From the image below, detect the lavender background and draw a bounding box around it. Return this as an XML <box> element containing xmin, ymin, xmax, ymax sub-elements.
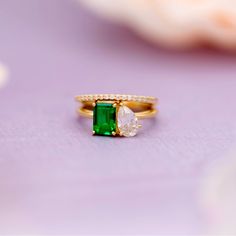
<box><xmin>0</xmin><ymin>0</ymin><xmax>236</xmax><ymax>234</ymax></box>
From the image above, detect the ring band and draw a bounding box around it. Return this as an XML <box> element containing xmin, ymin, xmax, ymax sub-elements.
<box><xmin>75</xmin><ymin>94</ymin><xmax>158</xmax><ymax>137</ymax></box>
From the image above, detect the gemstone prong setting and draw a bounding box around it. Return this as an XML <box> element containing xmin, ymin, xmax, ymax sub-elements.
<box><xmin>93</xmin><ymin>101</ymin><xmax>117</xmax><ymax>136</ymax></box>
<box><xmin>117</xmin><ymin>105</ymin><xmax>139</xmax><ymax>137</ymax></box>
<box><xmin>76</xmin><ymin>94</ymin><xmax>158</xmax><ymax>137</ymax></box>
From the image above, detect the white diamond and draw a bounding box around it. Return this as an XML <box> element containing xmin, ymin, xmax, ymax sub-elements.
<box><xmin>118</xmin><ymin>105</ymin><xmax>139</xmax><ymax>137</ymax></box>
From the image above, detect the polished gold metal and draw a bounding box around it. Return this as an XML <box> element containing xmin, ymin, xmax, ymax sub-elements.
<box><xmin>75</xmin><ymin>94</ymin><xmax>158</xmax><ymax>119</ymax></box>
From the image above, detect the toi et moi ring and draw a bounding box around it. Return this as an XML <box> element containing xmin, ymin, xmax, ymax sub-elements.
<box><xmin>75</xmin><ymin>94</ymin><xmax>158</xmax><ymax>137</ymax></box>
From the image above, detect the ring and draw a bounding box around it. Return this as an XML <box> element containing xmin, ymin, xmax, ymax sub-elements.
<box><xmin>75</xmin><ymin>94</ymin><xmax>158</xmax><ymax>137</ymax></box>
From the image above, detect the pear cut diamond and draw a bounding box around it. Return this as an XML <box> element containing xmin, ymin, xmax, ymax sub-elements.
<box><xmin>118</xmin><ymin>105</ymin><xmax>139</xmax><ymax>137</ymax></box>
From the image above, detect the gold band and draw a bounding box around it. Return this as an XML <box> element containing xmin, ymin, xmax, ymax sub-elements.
<box><xmin>75</xmin><ymin>94</ymin><xmax>158</xmax><ymax>119</ymax></box>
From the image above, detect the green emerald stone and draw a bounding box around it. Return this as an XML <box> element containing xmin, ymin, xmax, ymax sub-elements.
<box><xmin>93</xmin><ymin>103</ymin><xmax>116</xmax><ymax>136</ymax></box>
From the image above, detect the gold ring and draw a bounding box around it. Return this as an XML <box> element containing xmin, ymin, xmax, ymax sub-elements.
<box><xmin>75</xmin><ymin>94</ymin><xmax>158</xmax><ymax>137</ymax></box>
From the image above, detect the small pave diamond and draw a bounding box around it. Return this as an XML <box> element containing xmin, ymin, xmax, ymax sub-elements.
<box><xmin>118</xmin><ymin>105</ymin><xmax>139</xmax><ymax>137</ymax></box>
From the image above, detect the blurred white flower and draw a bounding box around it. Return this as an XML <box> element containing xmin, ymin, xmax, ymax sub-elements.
<box><xmin>78</xmin><ymin>0</ymin><xmax>236</xmax><ymax>49</ymax></box>
<box><xmin>201</xmin><ymin>150</ymin><xmax>236</xmax><ymax>234</ymax></box>
<box><xmin>0</xmin><ymin>63</ymin><xmax>9</xmax><ymax>89</ymax></box>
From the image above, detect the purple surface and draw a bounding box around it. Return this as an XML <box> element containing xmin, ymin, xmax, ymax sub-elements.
<box><xmin>0</xmin><ymin>0</ymin><xmax>236</xmax><ymax>234</ymax></box>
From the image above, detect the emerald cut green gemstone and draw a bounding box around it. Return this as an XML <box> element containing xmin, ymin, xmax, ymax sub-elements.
<box><xmin>93</xmin><ymin>103</ymin><xmax>116</xmax><ymax>136</ymax></box>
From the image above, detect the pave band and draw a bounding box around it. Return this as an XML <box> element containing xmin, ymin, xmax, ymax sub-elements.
<box><xmin>75</xmin><ymin>94</ymin><xmax>157</xmax><ymax>104</ymax></box>
<box><xmin>75</xmin><ymin>94</ymin><xmax>158</xmax><ymax>137</ymax></box>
